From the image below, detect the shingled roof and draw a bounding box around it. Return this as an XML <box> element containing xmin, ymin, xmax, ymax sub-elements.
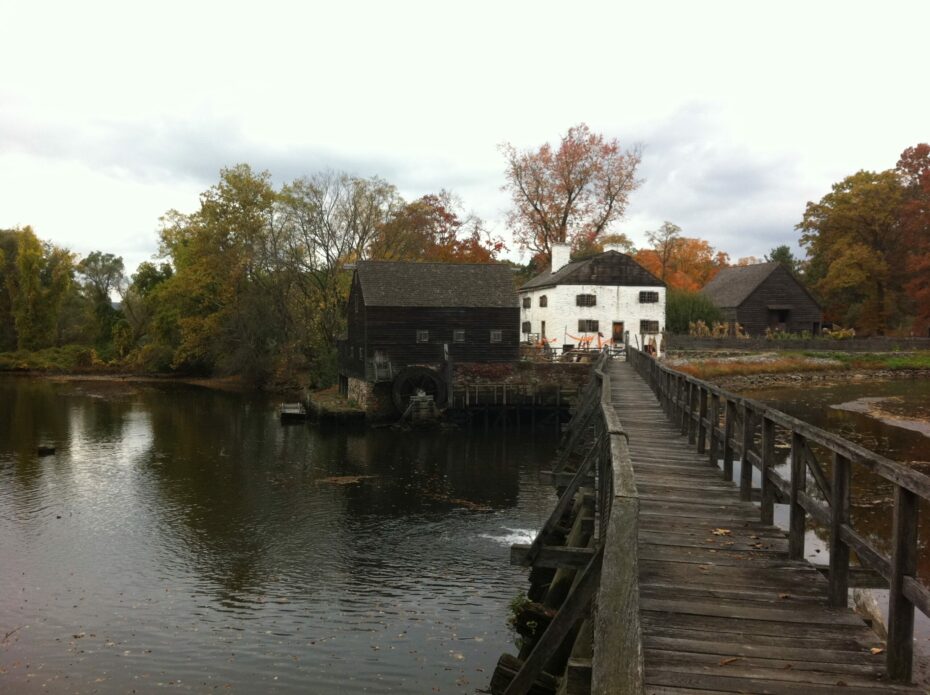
<box><xmin>701</xmin><ymin>262</ymin><xmax>780</xmax><ymax>308</ymax></box>
<box><xmin>355</xmin><ymin>261</ymin><xmax>518</xmax><ymax>308</ymax></box>
<box><xmin>520</xmin><ymin>250</ymin><xmax>664</xmax><ymax>291</ymax></box>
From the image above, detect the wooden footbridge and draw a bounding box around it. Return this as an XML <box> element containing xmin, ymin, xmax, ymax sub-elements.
<box><xmin>493</xmin><ymin>349</ymin><xmax>930</xmax><ymax>694</ymax></box>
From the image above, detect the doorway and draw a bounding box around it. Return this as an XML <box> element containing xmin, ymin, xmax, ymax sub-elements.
<box><xmin>612</xmin><ymin>321</ymin><xmax>624</xmax><ymax>344</ymax></box>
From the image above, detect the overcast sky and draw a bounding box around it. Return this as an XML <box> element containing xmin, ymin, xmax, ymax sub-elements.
<box><xmin>2</xmin><ymin>0</ymin><xmax>927</xmax><ymax>275</ymax></box>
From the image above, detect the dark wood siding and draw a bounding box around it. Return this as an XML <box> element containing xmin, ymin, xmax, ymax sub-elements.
<box><xmin>342</xmin><ymin>273</ymin><xmax>368</xmax><ymax>378</ymax></box>
<box><xmin>364</xmin><ymin>306</ymin><xmax>518</xmax><ymax>366</ymax></box>
<box><xmin>736</xmin><ymin>265</ymin><xmax>823</xmax><ymax>336</ymax></box>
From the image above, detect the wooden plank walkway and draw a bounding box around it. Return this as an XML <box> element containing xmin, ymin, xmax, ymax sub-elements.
<box><xmin>609</xmin><ymin>360</ymin><xmax>922</xmax><ymax>695</ymax></box>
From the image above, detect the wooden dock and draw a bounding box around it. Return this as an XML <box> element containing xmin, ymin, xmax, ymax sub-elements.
<box><xmin>493</xmin><ymin>349</ymin><xmax>929</xmax><ymax>695</ymax></box>
<box><xmin>610</xmin><ymin>358</ymin><xmax>919</xmax><ymax>694</ymax></box>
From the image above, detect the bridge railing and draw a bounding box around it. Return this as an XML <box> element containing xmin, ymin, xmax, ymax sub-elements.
<box><xmin>500</xmin><ymin>351</ymin><xmax>644</xmax><ymax>695</ymax></box>
<box><xmin>628</xmin><ymin>346</ymin><xmax>930</xmax><ymax>683</ymax></box>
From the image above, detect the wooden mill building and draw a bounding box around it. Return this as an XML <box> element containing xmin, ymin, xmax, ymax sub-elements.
<box><xmin>338</xmin><ymin>261</ymin><xmax>519</xmax><ymax>411</ymax></box>
<box><xmin>701</xmin><ymin>261</ymin><xmax>823</xmax><ymax>335</ymax></box>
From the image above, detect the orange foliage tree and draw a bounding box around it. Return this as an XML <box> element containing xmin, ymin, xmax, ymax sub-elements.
<box><xmin>634</xmin><ymin>226</ymin><xmax>729</xmax><ymax>291</ymax></box>
<box><xmin>501</xmin><ymin>123</ymin><xmax>641</xmax><ymax>261</ymax></box>
<box><xmin>367</xmin><ymin>191</ymin><xmax>506</xmax><ymax>263</ymax></box>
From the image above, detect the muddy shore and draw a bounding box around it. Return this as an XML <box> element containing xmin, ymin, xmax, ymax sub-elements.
<box><xmin>710</xmin><ymin>368</ymin><xmax>930</xmax><ymax>393</ymax></box>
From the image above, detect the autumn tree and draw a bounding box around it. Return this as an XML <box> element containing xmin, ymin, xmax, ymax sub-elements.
<box><xmin>798</xmin><ymin>170</ymin><xmax>907</xmax><ymax>334</ymax></box>
<box><xmin>634</xmin><ymin>225</ymin><xmax>729</xmax><ymax>291</ymax></box>
<box><xmin>896</xmin><ymin>144</ymin><xmax>930</xmax><ymax>332</ymax></box>
<box><xmin>367</xmin><ymin>191</ymin><xmax>505</xmax><ymax>263</ymax></box>
<box><xmin>501</xmin><ymin>123</ymin><xmax>641</xmax><ymax>261</ymax></box>
<box><xmin>572</xmin><ymin>231</ymin><xmax>635</xmax><ymax>260</ymax></box>
<box><xmin>278</xmin><ymin>172</ymin><xmax>402</xmax><ymax>368</ymax></box>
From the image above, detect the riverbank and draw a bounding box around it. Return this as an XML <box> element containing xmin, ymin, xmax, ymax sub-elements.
<box><xmin>666</xmin><ymin>349</ymin><xmax>930</xmax><ymax>391</ymax></box>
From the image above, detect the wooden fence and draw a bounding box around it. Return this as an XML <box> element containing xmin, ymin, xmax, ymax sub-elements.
<box><xmin>628</xmin><ymin>347</ymin><xmax>930</xmax><ymax>683</ymax></box>
<box><xmin>494</xmin><ymin>352</ymin><xmax>644</xmax><ymax>694</ymax></box>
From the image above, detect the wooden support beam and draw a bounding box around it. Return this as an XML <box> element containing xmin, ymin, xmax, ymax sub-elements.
<box><xmin>887</xmin><ymin>484</ymin><xmax>918</xmax><ymax>682</ymax></box>
<box><xmin>760</xmin><ymin>416</ymin><xmax>776</xmax><ymax>525</ymax></box>
<box><xmin>511</xmin><ymin>544</ymin><xmax>596</xmax><ymax>570</ymax></box>
<box><xmin>740</xmin><ymin>403</ymin><xmax>754</xmax><ymax>501</ymax></box>
<box><xmin>697</xmin><ymin>388</ymin><xmax>708</xmax><ymax>455</ymax></box>
<box><xmin>723</xmin><ymin>399</ymin><xmax>735</xmax><ymax>482</ymax></box>
<box><xmin>828</xmin><ymin>452</ymin><xmax>851</xmax><ymax>607</ymax></box>
<box><xmin>788</xmin><ymin>430</ymin><xmax>806</xmax><ymax>560</ymax></box>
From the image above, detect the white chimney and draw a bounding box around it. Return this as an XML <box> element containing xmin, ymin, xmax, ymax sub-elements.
<box><xmin>551</xmin><ymin>242</ymin><xmax>571</xmax><ymax>272</ymax></box>
<box><xmin>603</xmin><ymin>243</ymin><xmax>626</xmax><ymax>254</ymax></box>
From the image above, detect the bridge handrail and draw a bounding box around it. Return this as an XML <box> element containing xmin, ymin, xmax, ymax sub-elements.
<box><xmin>591</xmin><ymin>356</ymin><xmax>644</xmax><ymax>693</ymax></box>
<box><xmin>627</xmin><ymin>346</ymin><xmax>930</xmax><ymax>683</ymax></box>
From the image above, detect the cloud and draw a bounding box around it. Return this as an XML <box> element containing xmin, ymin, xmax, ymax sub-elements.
<box><xmin>622</xmin><ymin>104</ymin><xmax>810</xmax><ymax>259</ymax></box>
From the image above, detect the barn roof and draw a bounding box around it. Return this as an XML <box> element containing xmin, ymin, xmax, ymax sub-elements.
<box><xmin>520</xmin><ymin>250</ymin><xmax>664</xmax><ymax>291</ymax></box>
<box><xmin>701</xmin><ymin>262</ymin><xmax>781</xmax><ymax>308</ymax></box>
<box><xmin>355</xmin><ymin>261</ymin><xmax>518</xmax><ymax>308</ymax></box>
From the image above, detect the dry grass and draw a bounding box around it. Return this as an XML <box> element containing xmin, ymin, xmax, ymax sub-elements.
<box><xmin>676</xmin><ymin>357</ymin><xmax>843</xmax><ymax>380</ymax></box>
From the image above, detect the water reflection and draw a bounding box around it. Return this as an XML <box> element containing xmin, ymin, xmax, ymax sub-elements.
<box><xmin>0</xmin><ymin>377</ymin><xmax>555</xmax><ymax>693</ymax></box>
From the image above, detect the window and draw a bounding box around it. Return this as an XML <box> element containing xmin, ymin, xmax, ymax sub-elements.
<box><xmin>416</xmin><ymin>329</ymin><xmax>429</xmax><ymax>343</ymax></box>
<box><xmin>578</xmin><ymin>319</ymin><xmax>599</xmax><ymax>332</ymax></box>
<box><xmin>490</xmin><ymin>330</ymin><xmax>502</xmax><ymax>343</ymax></box>
<box><xmin>576</xmin><ymin>294</ymin><xmax>596</xmax><ymax>307</ymax></box>
<box><xmin>640</xmin><ymin>320</ymin><xmax>659</xmax><ymax>333</ymax></box>
<box><xmin>453</xmin><ymin>329</ymin><xmax>465</xmax><ymax>343</ymax></box>
<box><xmin>539</xmin><ymin>295</ymin><xmax>548</xmax><ymax>308</ymax></box>
<box><xmin>522</xmin><ymin>296</ymin><xmax>531</xmax><ymax>309</ymax></box>
<box><xmin>522</xmin><ymin>321</ymin><xmax>531</xmax><ymax>334</ymax></box>
<box><xmin>639</xmin><ymin>291</ymin><xmax>659</xmax><ymax>303</ymax></box>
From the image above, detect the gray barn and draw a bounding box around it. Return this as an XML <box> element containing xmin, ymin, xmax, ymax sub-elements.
<box><xmin>701</xmin><ymin>262</ymin><xmax>823</xmax><ymax>336</ymax></box>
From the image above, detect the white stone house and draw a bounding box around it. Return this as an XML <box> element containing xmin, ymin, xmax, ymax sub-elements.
<box><xmin>519</xmin><ymin>242</ymin><xmax>667</xmax><ymax>355</ymax></box>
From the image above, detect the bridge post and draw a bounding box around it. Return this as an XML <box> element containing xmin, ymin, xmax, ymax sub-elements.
<box><xmin>697</xmin><ymin>388</ymin><xmax>708</xmax><ymax>454</ymax></box>
<box><xmin>723</xmin><ymin>399</ymin><xmax>735</xmax><ymax>482</ymax></box>
<box><xmin>686</xmin><ymin>384</ymin><xmax>697</xmax><ymax>444</ymax></box>
<box><xmin>760</xmin><ymin>416</ymin><xmax>776</xmax><ymax>525</ymax></box>
<box><xmin>828</xmin><ymin>453</ymin><xmax>851</xmax><ymax>607</ymax></box>
<box><xmin>739</xmin><ymin>404</ymin><xmax>754</xmax><ymax>501</ymax></box>
<box><xmin>887</xmin><ymin>484</ymin><xmax>918</xmax><ymax>682</ymax></box>
<box><xmin>678</xmin><ymin>378</ymin><xmax>689</xmax><ymax>435</ymax></box>
<box><xmin>788</xmin><ymin>431</ymin><xmax>807</xmax><ymax>560</ymax></box>
<box><xmin>708</xmin><ymin>393</ymin><xmax>720</xmax><ymax>467</ymax></box>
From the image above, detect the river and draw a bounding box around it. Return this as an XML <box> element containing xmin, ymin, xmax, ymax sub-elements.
<box><xmin>0</xmin><ymin>377</ymin><xmax>557</xmax><ymax>693</ymax></box>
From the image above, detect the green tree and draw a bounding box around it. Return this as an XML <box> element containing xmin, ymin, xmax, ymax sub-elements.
<box><xmin>3</xmin><ymin>227</ymin><xmax>74</xmax><ymax>350</ymax></box>
<box><xmin>764</xmin><ymin>245</ymin><xmax>801</xmax><ymax>276</ymax></box>
<box><xmin>666</xmin><ymin>288</ymin><xmax>722</xmax><ymax>334</ymax></box>
<box><xmin>77</xmin><ymin>250</ymin><xmax>125</xmax><ymax>347</ymax></box>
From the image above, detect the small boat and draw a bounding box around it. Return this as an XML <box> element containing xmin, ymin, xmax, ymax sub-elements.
<box><xmin>279</xmin><ymin>402</ymin><xmax>309</xmax><ymax>423</ymax></box>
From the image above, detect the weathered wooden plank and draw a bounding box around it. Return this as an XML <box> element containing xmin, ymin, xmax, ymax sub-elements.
<box><xmin>592</xmin><ymin>496</ymin><xmax>643</xmax><ymax>694</ymax></box>
<box><xmin>511</xmin><ymin>544</ymin><xmax>595</xmax><ymax>569</ymax></box>
<box><xmin>886</xmin><ymin>484</ymin><xmax>918</xmax><ymax>682</ymax></box>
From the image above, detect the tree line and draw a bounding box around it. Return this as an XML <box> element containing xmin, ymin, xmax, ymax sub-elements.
<box><xmin>2</xmin><ymin>128</ymin><xmax>926</xmax><ymax>387</ymax></box>
<box><xmin>0</xmin><ymin>166</ymin><xmax>506</xmax><ymax>386</ymax></box>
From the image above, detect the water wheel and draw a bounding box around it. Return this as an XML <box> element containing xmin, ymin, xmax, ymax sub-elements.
<box><xmin>391</xmin><ymin>366</ymin><xmax>447</xmax><ymax>412</ymax></box>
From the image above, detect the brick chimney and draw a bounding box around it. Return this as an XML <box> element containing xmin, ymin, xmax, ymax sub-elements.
<box><xmin>551</xmin><ymin>242</ymin><xmax>571</xmax><ymax>272</ymax></box>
